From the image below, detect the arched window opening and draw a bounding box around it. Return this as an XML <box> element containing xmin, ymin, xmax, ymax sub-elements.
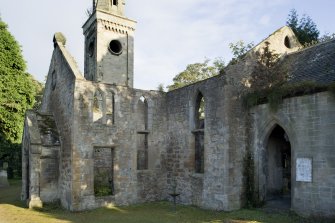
<box><xmin>195</xmin><ymin>93</ymin><xmax>205</xmax><ymax>129</ymax></box>
<box><xmin>106</xmin><ymin>92</ymin><xmax>115</xmax><ymax>125</ymax></box>
<box><xmin>284</xmin><ymin>36</ymin><xmax>291</xmax><ymax>49</ymax></box>
<box><xmin>137</xmin><ymin>96</ymin><xmax>149</xmax><ymax>170</ymax></box>
<box><xmin>194</xmin><ymin>92</ymin><xmax>205</xmax><ymax>173</ymax></box>
<box><xmin>51</xmin><ymin>70</ymin><xmax>57</xmax><ymax>91</ymax></box>
<box><xmin>93</xmin><ymin>90</ymin><xmax>103</xmax><ymax>123</ymax></box>
<box><xmin>266</xmin><ymin>125</ymin><xmax>291</xmax><ymax>204</ymax></box>
<box><xmin>137</xmin><ymin>134</ymin><xmax>148</xmax><ymax>170</ymax></box>
<box><xmin>88</xmin><ymin>41</ymin><xmax>94</xmax><ymax>57</ymax></box>
<box><xmin>137</xmin><ymin>96</ymin><xmax>148</xmax><ymax>130</ymax></box>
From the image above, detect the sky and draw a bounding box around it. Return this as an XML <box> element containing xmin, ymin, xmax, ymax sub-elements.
<box><xmin>1</xmin><ymin>0</ymin><xmax>335</xmax><ymax>90</ymax></box>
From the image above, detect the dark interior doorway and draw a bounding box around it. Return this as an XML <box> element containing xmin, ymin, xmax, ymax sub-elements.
<box><xmin>266</xmin><ymin>125</ymin><xmax>291</xmax><ymax>205</ymax></box>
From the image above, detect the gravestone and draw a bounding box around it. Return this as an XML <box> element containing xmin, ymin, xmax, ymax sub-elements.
<box><xmin>0</xmin><ymin>169</ymin><xmax>9</xmax><ymax>187</ymax></box>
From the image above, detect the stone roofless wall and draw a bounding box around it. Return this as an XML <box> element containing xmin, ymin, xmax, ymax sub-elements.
<box><xmin>166</xmin><ymin>74</ymin><xmax>248</xmax><ymax>211</ymax></box>
<box><xmin>21</xmin><ymin>112</ymin><xmax>60</xmax><ymax>208</ymax></box>
<box><xmin>40</xmin><ymin>33</ymin><xmax>82</xmax><ymax>209</ymax></box>
<box><xmin>251</xmin><ymin>91</ymin><xmax>335</xmax><ymax>218</ymax></box>
<box><xmin>70</xmin><ymin>79</ymin><xmax>168</xmax><ymax>211</ymax></box>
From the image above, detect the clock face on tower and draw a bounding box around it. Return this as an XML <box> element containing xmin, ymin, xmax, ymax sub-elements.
<box><xmin>109</xmin><ymin>39</ymin><xmax>123</xmax><ymax>55</ymax></box>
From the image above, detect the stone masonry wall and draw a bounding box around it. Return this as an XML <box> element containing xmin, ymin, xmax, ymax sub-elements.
<box><xmin>166</xmin><ymin>74</ymin><xmax>247</xmax><ymax>211</ymax></box>
<box><xmin>71</xmin><ymin>79</ymin><xmax>167</xmax><ymax>211</ymax></box>
<box><xmin>41</xmin><ymin>40</ymin><xmax>80</xmax><ymax>209</ymax></box>
<box><xmin>39</xmin><ymin>146</ymin><xmax>59</xmax><ymax>202</ymax></box>
<box><xmin>251</xmin><ymin>92</ymin><xmax>335</xmax><ymax>217</ymax></box>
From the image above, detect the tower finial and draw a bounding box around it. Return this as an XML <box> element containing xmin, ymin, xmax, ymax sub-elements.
<box><xmin>94</xmin><ymin>0</ymin><xmax>125</xmax><ymax>16</ymax></box>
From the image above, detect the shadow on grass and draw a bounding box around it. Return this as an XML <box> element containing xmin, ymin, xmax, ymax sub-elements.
<box><xmin>0</xmin><ymin>181</ymin><xmax>334</xmax><ymax>223</ymax></box>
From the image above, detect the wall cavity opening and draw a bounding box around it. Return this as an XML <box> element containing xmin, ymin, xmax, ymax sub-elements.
<box><xmin>112</xmin><ymin>0</ymin><xmax>118</xmax><ymax>6</ymax></box>
<box><xmin>94</xmin><ymin>147</ymin><xmax>114</xmax><ymax>197</ymax></box>
<box><xmin>137</xmin><ymin>133</ymin><xmax>148</xmax><ymax>170</ymax></box>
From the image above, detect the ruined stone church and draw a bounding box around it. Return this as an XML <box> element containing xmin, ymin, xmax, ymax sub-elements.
<box><xmin>22</xmin><ymin>0</ymin><xmax>335</xmax><ymax>217</ymax></box>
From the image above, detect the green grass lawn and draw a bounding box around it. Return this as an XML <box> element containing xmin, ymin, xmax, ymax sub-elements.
<box><xmin>0</xmin><ymin>180</ymin><xmax>333</xmax><ymax>223</ymax></box>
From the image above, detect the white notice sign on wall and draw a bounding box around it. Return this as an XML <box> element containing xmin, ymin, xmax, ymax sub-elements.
<box><xmin>296</xmin><ymin>158</ymin><xmax>312</xmax><ymax>182</ymax></box>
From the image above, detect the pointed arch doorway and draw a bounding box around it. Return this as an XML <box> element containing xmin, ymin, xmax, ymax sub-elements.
<box><xmin>265</xmin><ymin>125</ymin><xmax>291</xmax><ymax>205</ymax></box>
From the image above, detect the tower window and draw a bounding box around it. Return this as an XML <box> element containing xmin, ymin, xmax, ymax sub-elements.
<box><xmin>109</xmin><ymin>40</ymin><xmax>123</xmax><ymax>55</ymax></box>
<box><xmin>112</xmin><ymin>0</ymin><xmax>118</xmax><ymax>6</ymax></box>
<box><xmin>88</xmin><ymin>41</ymin><xmax>94</xmax><ymax>57</ymax></box>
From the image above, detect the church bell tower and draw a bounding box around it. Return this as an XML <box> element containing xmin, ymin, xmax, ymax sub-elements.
<box><xmin>83</xmin><ymin>0</ymin><xmax>136</xmax><ymax>87</ymax></box>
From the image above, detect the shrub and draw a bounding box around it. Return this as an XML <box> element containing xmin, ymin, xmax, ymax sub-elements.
<box><xmin>94</xmin><ymin>185</ymin><xmax>112</xmax><ymax>197</ymax></box>
<box><xmin>243</xmin><ymin>81</ymin><xmax>328</xmax><ymax>111</ymax></box>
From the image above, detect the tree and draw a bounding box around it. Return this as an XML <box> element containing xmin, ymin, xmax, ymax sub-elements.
<box><xmin>249</xmin><ymin>41</ymin><xmax>281</xmax><ymax>90</ymax></box>
<box><xmin>229</xmin><ymin>40</ymin><xmax>254</xmax><ymax>64</ymax></box>
<box><xmin>32</xmin><ymin>79</ymin><xmax>44</xmax><ymax>110</ymax></box>
<box><xmin>0</xmin><ymin>20</ymin><xmax>38</xmax><ymax>143</ymax></box>
<box><xmin>156</xmin><ymin>83</ymin><xmax>165</xmax><ymax>93</ymax></box>
<box><xmin>168</xmin><ymin>58</ymin><xmax>225</xmax><ymax>91</ymax></box>
<box><xmin>318</xmin><ymin>32</ymin><xmax>335</xmax><ymax>43</ymax></box>
<box><xmin>286</xmin><ymin>9</ymin><xmax>320</xmax><ymax>46</ymax></box>
<box><xmin>0</xmin><ymin>19</ymin><xmax>40</xmax><ymax>177</ymax></box>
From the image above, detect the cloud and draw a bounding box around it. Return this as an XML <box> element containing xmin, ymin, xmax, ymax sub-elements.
<box><xmin>259</xmin><ymin>15</ymin><xmax>271</xmax><ymax>26</ymax></box>
<box><xmin>6</xmin><ymin>0</ymin><xmax>333</xmax><ymax>91</ymax></box>
<box><xmin>129</xmin><ymin>0</ymin><xmax>290</xmax><ymax>89</ymax></box>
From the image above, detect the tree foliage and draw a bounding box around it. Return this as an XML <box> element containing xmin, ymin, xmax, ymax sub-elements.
<box><xmin>0</xmin><ymin>20</ymin><xmax>39</xmax><ymax>143</ymax></box>
<box><xmin>286</xmin><ymin>9</ymin><xmax>320</xmax><ymax>46</ymax></box>
<box><xmin>168</xmin><ymin>58</ymin><xmax>224</xmax><ymax>91</ymax></box>
<box><xmin>229</xmin><ymin>40</ymin><xmax>254</xmax><ymax>64</ymax></box>
<box><xmin>32</xmin><ymin>79</ymin><xmax>44</xmax><ymax>110</ymax></box>
<box><xmin>156</xmin><ymin>83</ymin><xmax>165</xmax><ymax>93</ymax></box>
<box><xmin>249</xmin><ymin>42</ymin><xmax>282</xmax><ymax>90</ymax></box>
